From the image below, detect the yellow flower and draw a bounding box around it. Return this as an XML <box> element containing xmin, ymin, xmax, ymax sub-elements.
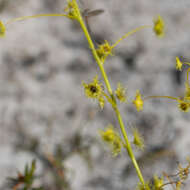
<box><xmin>83</xmin><ymin>75</ymin><xmax>103</xmax><ymax>99</ymax></box>
<box><xmin>176</xmin><ymin>56</ymin><xmax>183</xmax><ymax>71</ymax></box>
<box><xmin>0</xmin><ymin>21</ymin><xmax>6</xmax><ymax>37</ymax></box>
<box><xmin>177</xmin><ymin>99</ymin><xmax>190</xmax><ymax>112</ymax></box>
<box><xmin>153</xmin><ymin>15</ymin><xmax>164</xmax><ymax>38</ymax></box>
<box><xmin>99</xmin><ymin>125</ymin><xmax>122</xmax><ymax>156</ymax></box>
<box><xmin>101</xmin><ymin>127</ymin><xmax>115</xmax><ymax>142</ymax></box>
<box><xmin>132</xmin><ymin>128</ymin><xmax>144</xmax><ymax>150</ymax></box>
<box><xmin>133</xmin><ymin>90</ymin><xmax>144</xmax><ymax>111</ymax></box>
<box><xmin>64</xmin><ymin>0</ymin><xmax>78</xmax><ymax>19</ymax></box>
<box><xmin>96</xmin><ymin>40</ymin><xmax>113</xmax><ymax>62</ymax></box>
<box><xmin>82</xmin><ymin>75</ymin><xmax>105</xmax><ymax>108</ymax></box>
<box><xmin>115</xmin><ymin>83</ymin><xmax>127</xmax><ymax>103</ymax></box>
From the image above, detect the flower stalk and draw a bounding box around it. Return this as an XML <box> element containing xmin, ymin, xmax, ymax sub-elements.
<box><xmin>73</xmin><ymin>0</ymin><xmax>145</xmax><ymax>185</ymax></box>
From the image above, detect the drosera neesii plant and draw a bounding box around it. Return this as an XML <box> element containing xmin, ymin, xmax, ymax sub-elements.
<box><xmin>1</xmin><ymin>0</ymin><xmax>190</xmax><ymax>189</ymax></box>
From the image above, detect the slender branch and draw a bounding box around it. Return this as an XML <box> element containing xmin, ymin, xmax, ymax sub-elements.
<box><xmin>184</xmin><ymin>62</ymin><xmax>190</xmax><ymax>67</ymax></box>
<box><xmin>112</xmin><ymin>25</ymin><xmax>151</xmax><ymax>48</ymax></box>
<box><xmin>143</xmin><ymin>95</ymin><xmax>178</xmax><ymax>101</ymax></box>
<box><xmin>5</xmin><ymin>14</ymin><xmax>70</xmax><ymax>26</ymax></box>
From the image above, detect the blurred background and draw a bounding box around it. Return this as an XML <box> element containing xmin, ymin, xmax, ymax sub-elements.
<box><xmin>0</xmin><ymin>0</ymin><xmax>190</xmax><ymax>189</ymax></box>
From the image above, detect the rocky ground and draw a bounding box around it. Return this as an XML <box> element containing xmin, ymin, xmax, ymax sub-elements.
<box><xmin>0</xmin><ymin>0</ymin><xmax>190</xmax><ymax>189</ymax></box>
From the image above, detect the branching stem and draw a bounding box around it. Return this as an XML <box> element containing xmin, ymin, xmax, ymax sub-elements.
<box><xmin>73</xmin><ymin>0</ymin><xmax>145</xmax><ymax>185</ymax></box>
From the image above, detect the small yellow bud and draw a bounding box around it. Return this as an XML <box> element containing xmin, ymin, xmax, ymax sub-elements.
<box><xmin>99</xmin><ymin>125</ymin><xmax>122</xmax><ymax>156</ymax></box>
<box><xmin>115</xmin><ymin>83</ymin><xmax>127</xmax><ymax>103</ymax></box>
<box><xmin>176</xmin><ymin>57</ymin><xmax>183</xmax><ymax>71</ymax></box>
<box><xmin>0</xmin><ymin>21</ymin><xmax>6</xmax><ymax>37</ymax></box>
<box><xmin>153</xmin><ymin>15</ymin><xmax>164</xmax><ymax>38</ymax></box>
<box><xmin>64</xmin><ymin>0</ymin><xmax>79</xmax><ymax>19</ymax></box>
<box><xmin>133</xmin><ymin>90</ymin><xmax>144</xmax><ymax>111</ymax></box>
<box><xmin>132</xmin><ymin>128</ymin><xmax>145</xmax><ymax>150</ymax></box>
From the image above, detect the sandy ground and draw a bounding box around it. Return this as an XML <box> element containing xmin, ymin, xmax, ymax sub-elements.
<box><xmin>0</xmin><ymin>0</ymin><xmax>190</xmax><ymax>189</ymax></box>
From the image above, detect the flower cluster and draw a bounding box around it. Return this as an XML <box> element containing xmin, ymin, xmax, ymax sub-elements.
<box><xmin>96</xmin><ymin>40</ymin><xmax>113</xmax><ymax>62</ymax></box>
<box><xmin>99</xmin><ymin>125</ymin><xmax>123</xmax><ymax>156</ymax></box>
<box><xmin>115</xmin><ymin>83</ymin><xmax>127</xmax><ymax>103</ymax></box>
<box><xmin>137</xmin><ymin>160</ymin><xmax>190</xmax><ymax>190</ymax></box>
<box><xmin>64</xmin><ymin>0</ymin><xmax>79</xmax><ymax>19</ymax></box>
<box><xmin>161</xmin><ymin>159</ymin><xmax>190</xmax><ymax>190</ymax></box>
<box><xmin>137</xmin><ymin>175</ymin><xmax>164</xmax><ymax>190</ymax></box>
<box><xmin>132</xmin><ymin>128</ymin><xmax>144</xmax><ymax>150</ymax></box>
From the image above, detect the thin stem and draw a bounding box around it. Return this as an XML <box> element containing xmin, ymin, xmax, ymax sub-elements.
<box><xmin>163</xmin><ymin>172</ymin><xmax>176</xmax><ymax>190</ymax></box>
<box><xmin>74</xmin><ymin>0</ymin><xmax>145</xmax><ymax>185</ymax></box>
<box><xmin>114</xmin><ymin>106</ymin><xmax>145</xmax><ymax>184</ymax></box>
<box><xmin>161</xmin><ymin>181</ymin><xmax>178</xmax><ymax>188</ymax></box>
<box><xmin>75</xmin><ymin>4</ymin><xmax>113</xmax><ymax>96</ymax></box>
<box><xmin>184</xmin><ymin>62</ymin><xmax>190</xmax><ymax>67</ymax></box>
<box><xmin>186</xmin><ymin>68</ymin><xmax>190</xmax><ymax>82</ymax></box>
<box><xmin>102</xmin><ymin>92</ymin><xmax>115</xmax><ymax>106</ymax></box>
<box><xmin>112</xmin><ymin>25</ymin><xmax>152</xmax><ymax>48</ymax></box>
<box><xmin>5</xmin><ymin>14</ymin><xmax>70</xmax><ymax>26</ymax></box>
<box><xmin>144</xmin><ymin>95</ymin><xmax>178</xmax><ymax>101</ymax></box>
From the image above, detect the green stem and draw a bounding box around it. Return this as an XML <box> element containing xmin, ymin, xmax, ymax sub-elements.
<box><xmin>143</xmin><ymin>95</ymin><xmax>178</xmax><ymax>101</ymax></box>
<box><xmin>75</xmin><ymin>14</ymin><xmax>113</xmax><ymax>96</ymax></box>
<box><xmin>5</xmin><ymin>13</ymin><xmax>70</xmax><ymax>26</ymax></box>
<box><xmin>114</xmin><ymin>106</ymin><xmax>145</xmax><ymax>184</ymax></box>
<box><xmin>184</xmin><ymin>62</ymin><xmax>190</xmax><ymax>67</ymax></box>
<box><xmin>74</xmin><ymin>0</ymin><xmax>145</xmax><ymax>185</ymax></box>
<box><xmin>186</xmin><ymin>68</ymin><xmax>190</xmax><ymax>82</ymax></box>
<box><xmin>112</xmin><ymin>25</ymin><xmax>151</xmax><ymax>48</ymax></box>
